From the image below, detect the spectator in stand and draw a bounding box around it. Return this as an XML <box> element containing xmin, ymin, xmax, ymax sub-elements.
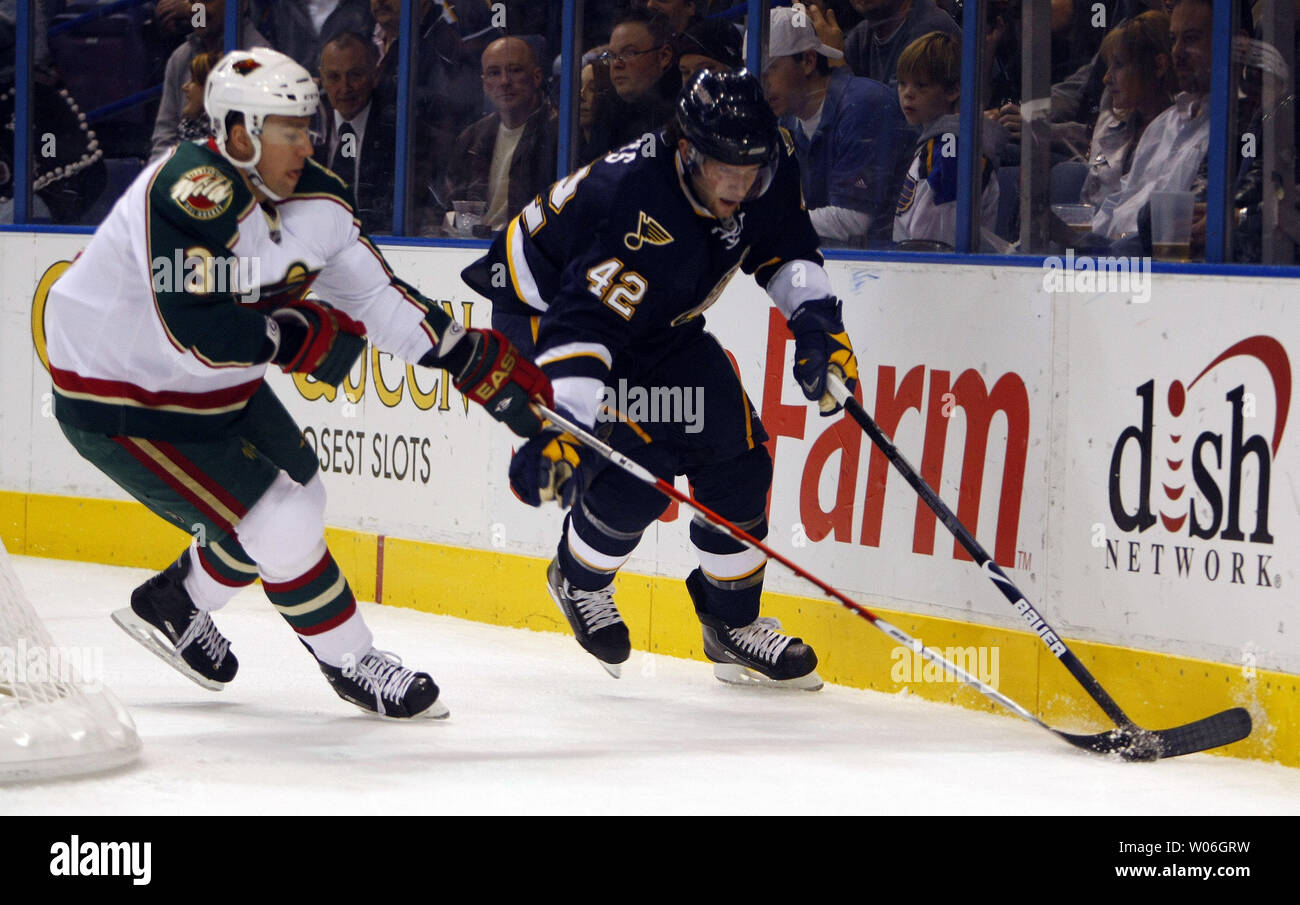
<box><xmin>581</xmin><ymin>7</ymin><xmax>679</xmax><ymax>163</ymax></box>
<box><xmin>840</xmin><ymin>0</ymin><xmax>960</xmax><ymax>88</ymax></box>
<box><xmin>989</xmin><ymin>1</ymin><xmax>1167</xmax><ymax>162</ymax></box>
<box><xmin>579</xmin><ymin>61</ymin><xmax>608</xmax><ymax>150</ymax></box>
<box><xmin>262</xmin><ymin>0</ymin><xmax>373</xmax><ymax>75</ymax></box>
<box><xmin>431</xmin><ymin>1</ymin><xmax>503</xmax><ymax>135</ymax></box>
<box><xmin>806</xmin><ymin>2</ymin><xmax>866</xmax><ymax>45</ymax></box>
<box><xmin>1090</xmin><ymin>0</ymin><xmax>1212</xmax><ymax>241</ymax></box>
<box><xmin>639</xmin><ymin>0</ymin><xmax>701</xmax><ymax>36</ymax></box>
<box><xmin>761</xmin><ymin>5</ymin><xmax>914</xmax><ymax>245</ymax></box>
<box><xmin>1079</xmin><ymin>10</ymin><xmax>1175</xmax><ymax>210</ymax></box>
<box><xmin>177</xmin><ymin>52</ymin><xmax>216</xmax><ymax>143</ymax></box>
<box><xmin>314</xmin><ymin>31</ymin><xmax>400</xmax><ymax>235</ymax></box>
<box><xmin>1231</xmin><ymin>28</ymin><xmax>1298</xmax><ymax>262</ymax></box>
<box><xmin>154</xmin><ymin>0</ymin><xmax>200</xmax><ymax>39</ymax></box>
<box><xmin>674</xmin><ymin>17</ymin><xmax>743</xmax><ymax>83</ymax></box>
<box><xmin>372</xmin><ymin>0</ymin><xmax>436</xmax><ymax>110</ymax></box>
<box><xmin>982</xmin><ymin>1</ymin><xmax>1020</xmax><ymax>114</ymax></box>
<box><xmin>370</xmin><ymin>0</ymin><xmax>499</xmax><ymax>227</ymax></box>
<box><xmin>150</xmin><ymin>0</ymin><xmax>269</xmax><ymax>160</ymax></box>
<box><xmin>444</xmin><ymin>36</ymin><xmax>557</xmax><ymax>236</ymax></box>
<box><xmin>0</xmin><ymin>2</ymin><xmax>107</xmax><ymax>225</ymax></box>
<box><xmin>893</xmin><ymin>31</ymin><xmax>1006</xmax><ymax>250</ymax></box>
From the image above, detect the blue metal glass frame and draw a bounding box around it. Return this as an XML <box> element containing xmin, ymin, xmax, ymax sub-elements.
<box><xmin>391</xmin><ymin>0</ymin><xmax>414</xmax><ymax>235</ymax></box>
<box><xmin>224</xmin><ymin>0</ymin><xmax>237</xmax><ymax>53</ymax></box>
<box><xmin>558</xmin><ymin>0</ymin><xmax>578</xmax><ymax>180</ymax></box>
<box><xmin>1</xmin><ymin>0</ymin><xmax>1295</xmax><ymax>280</ymax></box>
<box><xmin>1206</xmin><ymin>0</ymin><xmax>1234</xmax><ymax>264</ymax></box>
<box><xmin>745</xmin><ymin>0</ymin><xmax>763</xmax><ymax>71</ymax></box>
<box><xmin>954</xmin><ymin>0</ymin><xmax>981</xmax><ymax>253</ymax></box>
<box><xmin>13</xmin><ymin>0</ymin><xmax>30</xmax><ymax>224</ymax></box>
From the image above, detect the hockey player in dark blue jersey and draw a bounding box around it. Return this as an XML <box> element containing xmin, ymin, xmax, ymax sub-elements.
<box><xmin>462</xmin><ymin>69</ymin><xmax>859</xmax><ymax>688</ymax></box>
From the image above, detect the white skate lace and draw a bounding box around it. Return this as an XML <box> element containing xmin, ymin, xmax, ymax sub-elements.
<box><xmin>356</xmin><ymin>649</ymin><xmax>418</xmax><ymax>716</ymax></box>
<box><xmin>175</xmin><ymin>610</ymin><xmax>230</xmax><ymax>669</ymax></box>
<box><xmin>566</xmin><ymin>583</ymin><xmax>624</xmax><ymax>634</ymax></box>
<box><xmin>727</xmin><ymin>617</ymin><xmax>792</xmax><ymax>665</ymax></box>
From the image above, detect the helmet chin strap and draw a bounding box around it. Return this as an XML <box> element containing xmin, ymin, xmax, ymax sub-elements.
<box><xmin>216</xmin><ymin>129</ymin><xmax>287</xmax><ymax>202</ymax></box>
<box><xmin>675</xmin><ymin>147</ymin><xmax>716</xmax><ymax>218</ymax></box>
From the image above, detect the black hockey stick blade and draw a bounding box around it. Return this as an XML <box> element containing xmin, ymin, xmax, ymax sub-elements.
<box><xmin>1054</xmin><ymin>707</ymin><xmax>1251</xmax><ymax>760</ymax></box>
<box><xmin>825</xmin><ymin>377</ymin><xmax>1255</xmax><ymax>759</ymax></box>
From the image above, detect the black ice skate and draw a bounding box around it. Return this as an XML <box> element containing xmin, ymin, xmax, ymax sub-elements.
<box><xmin>111</xmin><ymin>553</ymin><xmax>238</xmax><ymax>691</ymax></box>
<box><xmin>546</xmin><ymin>559</ymin><xmax>630</xmax><ymax>678</ymax></box>
<box><xmin>314</xmin><ymin>647</ymin><xmax>449</xmax><ymax>719</ymax></box>
<box><xmin>686</xmin><ymin>569</ymin><xmax>823</xmax><ymax>690</ymax></box>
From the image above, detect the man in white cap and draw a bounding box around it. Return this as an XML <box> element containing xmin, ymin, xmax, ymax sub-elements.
<box><xmin>760</xmin><ymin>4</ymin><xmax>913</xmax><ymax>246</ymax></box>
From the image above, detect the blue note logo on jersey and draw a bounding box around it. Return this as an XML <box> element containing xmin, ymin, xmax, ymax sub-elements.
<box><xmin>897</xmin><ymin>171</ymin><xmax>918</xmax><ymax>215</ymax></box>
<box><xmin>624</xmin><ymin>211</ymin><xmax>675</xmax><ymax>251</ymax></box>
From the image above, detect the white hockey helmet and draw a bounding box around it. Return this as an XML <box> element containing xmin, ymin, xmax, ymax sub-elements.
<box><xmin>205</xmin><ymin>48</ymin><xmax>319</xmax><ymax>197</ymax></box>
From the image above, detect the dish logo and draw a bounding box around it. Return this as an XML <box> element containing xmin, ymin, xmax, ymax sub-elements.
<box><xmin>1106</xmin><ymin>336</ymin><xmax>1289</xmax><ymax>585</ymax></box>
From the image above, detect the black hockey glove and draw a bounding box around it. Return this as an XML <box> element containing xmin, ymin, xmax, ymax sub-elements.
<box><xmin>269</xmin><ymin>299</ymin><xmax>367</xmax><ymax>387</ymax></box>
<box><xmin>788</xmin><ymin>296</ymin><xmax>859</xmax><ymax>416</ymax></box>
<box><xmin>508</xmin><ymin>411</ymin><xmax>583</xmax><ymax>508</ymax></box>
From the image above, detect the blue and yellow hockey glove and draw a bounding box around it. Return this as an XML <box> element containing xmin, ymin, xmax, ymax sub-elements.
<box><xmin>508</xmin><ymin>412</ymin><xmax>583</xmax><ymax>508</ymax></box>
<box><xmin>788</xmin><ymin>296</ymin><xmax>859</xmax><ymax>416</ymax></box>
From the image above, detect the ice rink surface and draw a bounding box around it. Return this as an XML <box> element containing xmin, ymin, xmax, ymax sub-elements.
<box><xmin>4</xmin><ymin>556</ymin><xmax>1299</xmax><ymax>816</ymax></box>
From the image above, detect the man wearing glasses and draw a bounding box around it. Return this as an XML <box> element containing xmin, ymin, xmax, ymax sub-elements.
<box><xmin>582</xmin><ymin>8</ymin><xmax>680</xmax><ymax>162</ymax></box>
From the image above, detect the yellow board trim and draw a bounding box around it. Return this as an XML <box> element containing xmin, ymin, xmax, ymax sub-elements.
<box><xmin>2</xmin><ymin>489</ymin><xmax>1294</xmax><ymax>767</ymax></box>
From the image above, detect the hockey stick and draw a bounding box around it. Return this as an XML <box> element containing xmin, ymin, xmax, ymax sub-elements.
<box><xmin>535</xmin><ymin>403</ymin><xmax>1225</xmax><ymax>760</ymax></box>
<box><xmin>823</xmin><ymin>375</ymin><xmax>1252</xmax><ymax>760</ymax></box>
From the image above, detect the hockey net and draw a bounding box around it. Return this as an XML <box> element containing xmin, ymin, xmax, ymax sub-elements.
<box><xmin>0</xmin><ymin>540</ymin><xmax>140</xmax><ymax>781</ymax></box>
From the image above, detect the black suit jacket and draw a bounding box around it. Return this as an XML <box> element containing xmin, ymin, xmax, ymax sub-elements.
<box><xmin>313</xmin><ymin>96</ymin><xmax>399</xmax><ymax>235</ymax></box>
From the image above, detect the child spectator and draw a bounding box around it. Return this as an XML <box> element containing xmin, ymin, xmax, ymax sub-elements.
<box><xmin>893</xmin><ymin>31</ymin><xmax>1006</xmax><ymax>250</ymax></box>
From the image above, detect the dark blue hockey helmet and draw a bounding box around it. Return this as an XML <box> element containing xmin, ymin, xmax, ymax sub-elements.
<box><xmin>676</xmin><ymin>68</ymin><xmax>781</xmax><ymax>201</ymax></box>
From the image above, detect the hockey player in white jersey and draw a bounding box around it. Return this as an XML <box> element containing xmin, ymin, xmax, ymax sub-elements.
<box><xmin>43</xmin><ymin>48</ymin><xmax>552</xmax><ymax>719</ymax></box>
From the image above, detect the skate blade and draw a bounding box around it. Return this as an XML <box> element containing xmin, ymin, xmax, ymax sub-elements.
<box><xmin>368</xmin><ymin>699</ymin><xmax>451</xmax><ymax>721</ymax></box>
<box><xmin>111</xmin><ymin>607</ymin><xmax>225</xmax><ymax>692</ymax></box>
<box><xmin>712</xmin><ymin>663</ymin><xmax>824</xmax><ymax>691</ymax></box>
<box><xmin>424</xmin><ymin>700</ymin><xmax>451</xmax><ymax>719</ymax></box>
<box><xmin>598</xmin><ymin>660</ymin><xmax>622</xmax><ymax>679</ymax></box>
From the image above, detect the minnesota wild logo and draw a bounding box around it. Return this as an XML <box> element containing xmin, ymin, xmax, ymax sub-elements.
<box><xmin>170</xmin><ymin>166</ymin><xmax>233</xmax><ymax>220</ymax></box>
<box><xmin>623</xmin><ymin>211</ymin><xmax>674</xmax><ymax>251</ymax></box>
